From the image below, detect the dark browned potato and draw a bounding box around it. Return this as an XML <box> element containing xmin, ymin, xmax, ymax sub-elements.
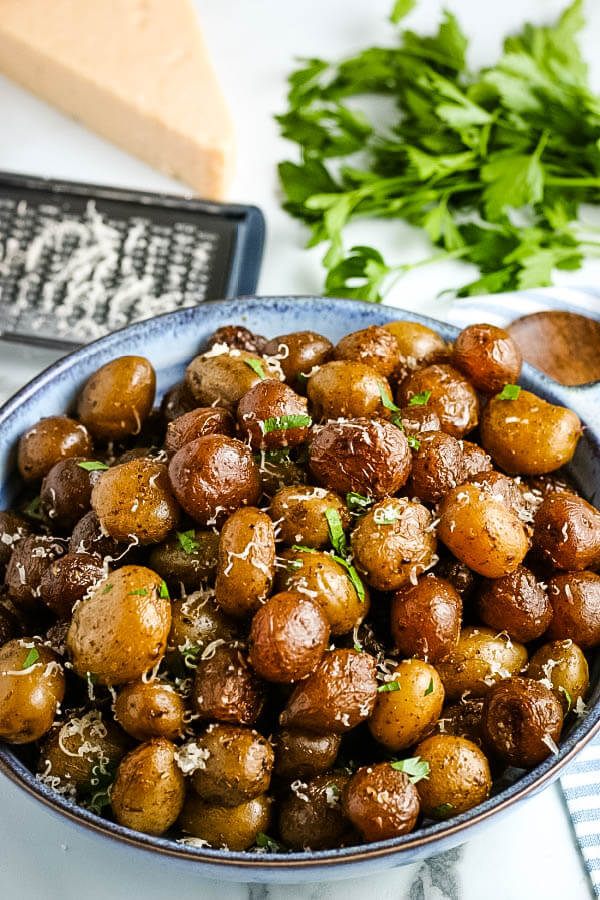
<box><xmin>0</xmin><ymin>512</ymin><xmax>31</xmax><ymax>577</ymax></box>
<box><xmin>77</xmin><ymin>356</ymin><xmax>156</xmax><ymax>442</ymax></box>
<box><xmin>263</xmin><ymin>330</ymin><xmax>333</xmax><ymax>386</ymax></box>
<box><xmin>207</xmin><ymin>324</ymin><xmax>267</xmax><ymax>354</ymax></box>
<box><xmin>351</xmin><ymin>498</ymin><xmax>437</xmax><ymax>592</ymax></box>
<box><xmin>37</xmin><ymin>710</ymin><xmax>130</xmax><ymax>796</ymax></box>
<box><xmin>149</xmin><ymin>530</ymin><xmax>220</xmax><ymax>588</ymax></box>
<box><xmin>185</xmin><ymin>723</ymin><xmax>274</xmax><ymax>807</ymax></box>
<box><xmin>168</xmin><ymin>435</ymin><xmax>260</xmax><ymax>526</ymax></box>
<box><xmin>114</xmin><ymin>680</ymin><xmax>185</xmax><ymax>741</ymax></box>
<box><xmin>255</xmin><ymin>451</ymin><xmax>308</xmax><ymax>500</ymax></box>
<box><xmin>272</xmin><ymin>728</ymin><xmax>342</xmax><ymax>779</ymax></box>
<box><xmin>67</xmin><ymin>565</ymin><xmax>171</xmax><ymax>685</ymax></box>
<box><xmin>18</xmin><ymin>416</ymin><xmax>93</xmax><ymax>482</ymax></box>
<box><xmin>0</xmin><ymin>638</ymin><xmax>65</xmax><ymax>743</ymax></box>
<box><xmin>160</xmin><ymin>379</ymin><xmax>196</xmax><ymax>424</ymax></box>
<box><xmin>482</xmin><ymin>677</ymin><xmax>563</xmax><ymax>767</ymax></box>
<box><xmin>185</xmin><ymin>350</ymin><xmax>279</xmax><ymax>411</ymax></box>
<box><xmin>546</xmin><ymin>572</ymin><xmax>600</xmax><ymax>648</ymax></box>
<box><xmin>334</xmin><ymin>325</ymin><xmax>399</xmax><ymax>378</ymax></box>
<box><xmin>369</xmin><ymin>659</ymin><xmax>444</xmax><ymax>751</ymax></box>
<box><xmin>397</xmin><ymin>364</ymin><xmax>479</xmax><ymax>438</ymax></box>
<box><xmin>5</xmin><ymin>534</ymin><xmax>67</xmax><ymax>613</ymax></box>
<box><xmin>343</xmin><ymin>764</ymin><xmax>420</xmax><ymax>842</ymax></box>
<box><xmin>528</xmin><ymin>640</ymin><xmax>589</xmax><ymax>714</ymax></box>
<box><xmin>0</xmin><ymin>601</ymin><xmax>21</xmax><ymax>645</ymax></box>
<box><xmin>167</xmin><ymin>592</ymin><xmax>239</xmax><ymax>662</ymax></box>
<box><xmin>111</xmin><ymin>738</ymin><xmax>185</xmax><ymax>835</ymax></box>
<box><xmin>466</xmin><ymin>470</ymin><xmax>526</xmax><ymax>519</ymax></box>
<box><xmin>215</xmin><ymin>507</ymin><xmax>276</xmax><ymax>618</ymax></box>
<box><xmin>249</xmin><ymin>592</ymin><xmax>329</xmax><ymax>682</ymax></box>
<box><xmin>237</xmin><ymin>380</ymin><xmax>310</xmax><ymax>451</ymax></box>
<box><xmin>461</xmin><ymin>441</ymin><xmax>492</xmax><ymax>479</ymax></box>
<box><xmin>40</xmin><ymin>457</ymin><xmax>101</xmax><ymax>529</ymax></box>
<box><xmin>434</xmin><ymin>698</ymin><xmax>486</xmax><ymax>747</ymax></box>
<box><xmin>434</xmin><ymin>555</ymin><xmax>478</xmax><ymax>601</ymax></box>
<box><xmin>383</xmin><ymin>320</ymin><xmax>449</xmax><ymax>381</ymax></box>
<box><xmin>399</xmin><ymin>405</ymin><xmax>442</xmax><ymax>435</ymax></box>
<box><xmin>452</xmin><ymin>323</ymin><xmax>522</xmax><ymax>395</ymax></box>
<box><xmin>269</xmin><ymin>485</ymin><xmax>350</xmax><ymax>549</ymax></box>
<box><xmin>413</xmin><ymin>734</ymin><xmax>492</xmax><ymax>818</ymax></box>
<box><xmin>307</xmin><ymin>361</ymin><xmax>393</xmax><ymax>420</ymax></box>
<box><xmin>480</xmin><ymin>389</ymin><xmax>582</xmax><ymax>475</ymax></box>
<box><xmin>69</xmin><ymin>510</ymin><xmax>125</xmax><ymax>559</ymax></box>
<box><xmin>179</xmin><ymin>793</ymin><xmax>272</xmax><ymax>850</ymax></box>
<box><xmin>91</xmin><ymin>459</ymin><xmax>180</xmax><ymax>545</ymax></box>
<box><xmin>534</xmin><ymin>494</ymin><xmax>600</xmax><ymax>570</ymax></box>
<box><xmin>476</xmin><ymin>566</ymin><xmax>552</xmax><ymax>643</ymax></box>
<box><xmin>165</xmin><ymin>407</ymin><xmax>235</xmax><ymax>456</ymax></box>
<box><xmin>277</xmin><ymin>548</ymin><xmax>369</xmax><ymax>635</ymax></box>
<box><xmin>436</xmin><ymin>626</ymin><xmax>528</xmax><ymax>701</ymax></box>
<box><xmin>438</xmin><ymin>483</ymin><xmax>529</xmax><ymax>578</ymax></box>
<box><xmin>192</xmin><ymin>642</ymin><xmax>266</xmax><ymax>726</ymax></box>
<box><xmin>309</xmin><ymin>417</ymin><xmax>412</xmax><ymax>499</ymax></box>
<box><xmin>391</xmin><ymin>576</ymin><xmax>462</xmax><ymax>663</ymax></box>
<box><xmin>39</xmin><ymin>552</ymin><xmax>105</xmax><ymax>618</ymax></box>
<box><xmin>409</xmin><ymin>431</ymin><xmax>466</xmax><ymax>503</ymax></box>
<box><xmin>279</xmin><ymin>774</ymin><xmax>354</xmax><ymax>850</ymax></box>
<box><xmin>280</xmin><ymin>649</ymin><xmax>377</xmax><ymax>733</ymax></box>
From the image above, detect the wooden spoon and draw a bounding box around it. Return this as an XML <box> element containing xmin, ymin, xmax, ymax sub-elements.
<box><xmin>508</xmin><ymin>310</ymin><xmax>600</xmax><ymax>387</ymax></box>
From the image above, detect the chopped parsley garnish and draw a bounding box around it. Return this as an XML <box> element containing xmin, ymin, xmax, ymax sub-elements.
<box><xmin>103</xmin><ymin>584</ymin><xmax>114</xmax><ymax>594</ymax></box>
<box><xmin>77</xmin><ymin>460</ymin><xmax>110</xmax><ymax>472</ymax></box>
<box><xmin>409</xmin><ymin>391</ymin><xmax>432</xmax><ymax>407</ymax></box>
<box><xmin>424</xmin><ymin>678</ymin><xmax>434</xmax><ymax>696</ymax></box>
<box><xmin>325</xmin><ymin>507</ymin><xmax>348</xmax><ymax>556</ymax></box>
<box><xmin>244</xmin><ymin>358</ymin><xmax>266</xmax><ymax>379</ymax></box>
<box><xmin>331</xmin><ymin>553</ymin><xmax>366</xmax><ymax>603</ymax></box>
<box><xmin>497</xmin><ymin>384</ymin><xmax>521</xmax><ymax>401</ymax></box>
<box><xmin>159</xmin><ymin>581</ymin><xmax>170</xmax><ymax>599</ymax></box>
<box><xmin>130</xmin><ymin>588</ymin><xmax>148</xmax><ymax>596</ymax></box>
<box><xmin>22</xmin><ymin>648</ymin><xmax>40</xmax><ymax>669</ymax></box>
<box><xmin>286</xmin><ymin>559</ymin><xmax>304</xmax><ymax>570</ymax></box>
<box><xmin>378</xmin><ymin>679</ymin><xmax>401</xmax><ymax>693</ymax></box>
<box><xmin>391</xmin><ymin>756</ymin><xmax>430</xmax><ymax>784</ymax></box>
<box><xmin>177</xmin><ymin>530</ymin><xmax>200</xmax><ymax>554</ymax></box>
<box><xmin>353</xmin><ymin>643</ymin><xmax>363</xmax><ymax>652</ymax></box>
<box><xmin>378</xmin><ymin>381</ymin><xmax>401</xmax><ymax>413</ymax></box>
<box><xmin>253</xmin><ymin>448</ymin><xmax>292</xmax><ymax>464</ymax></box>
<box><xmin>256</xmin><ymin>833</ymin><xmax>284</xmax><ymax>853</ymax></box>
<box><xmin>292</xmin><ymin>544</ymin><xmax>318</xmax><ymax>554</ymax></box>
<box><xmin>297</xmin><ymin>372</ymin><xmax>309</xmax><ymax>386</ymax></box>
<box><xmin>560</xmin><ymin>686</ymin><xmax>573</xmax><ymax>712</ymax></box>
<box><xmin>261</xmin><ymin>414</ymin><xmax>312</xmax><ymax>434</ymax></box>
<box><xmin>23</xmin><ymin>495</ymin><xmax>43</xmax><ymax>521</ymax></box>
<box><xmin>182</xmin><ymin>644</ymin><xmax>202</xmax><ymax>668</ymax></box>
<box><xmin>433</xmin><ymin>802</ymin><xmax>454</xmax><ymax>817</ymax></box>
<box><xmin>346</xmin><ymin>492</ymin><xmax>373</xmax><ymax>514</ymax></box>
<box><xmin>374</xmin><ymin>508</ymin><xmax>401</xmax><ymax>525</ymax></box>
<box><xmin>408</xmin><ymin>436</ymin><xmax>421</xmax><ymax>451</ymax></box>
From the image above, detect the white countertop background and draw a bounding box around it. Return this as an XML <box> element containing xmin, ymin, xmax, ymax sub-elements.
<box><xmin>0</xmin><ymin>1</ymin><xmax>599</xmax><ymax>897</ymax></box>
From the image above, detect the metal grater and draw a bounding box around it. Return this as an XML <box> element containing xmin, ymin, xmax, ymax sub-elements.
<box><xmin>0</xmin><ymin>171</ymin><xmax>265</xmax><ymax>350</ymax></box>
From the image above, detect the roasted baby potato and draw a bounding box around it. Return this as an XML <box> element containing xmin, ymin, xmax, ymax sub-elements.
<box><xmin>334</xmin><ymin>325</ymin><xmax>399</xmax><ymax>378</ymax></box>
<box><xmin>40</xmin><ymin>457</ymin><xmax>101</xmax><ymax>530</ymax></box>
<box><xmin>237</xmin><ymin>380</ymin><xmax>310</xmax><ymax>450</ymax></box>
<box><xmin>249</xmin><ymin>592</ymin><xmax>329</xmax><ymax>682</ymax></box>
<box><xmin>0</xmin><ymin>512</ymin><xmax>31</xmax><ymax>577</ymax></box>
<box><xmin>528</xmin><ymin>640</ymin><xmax>589</xmax><ymax>715</ymax></box>
<box><xmin>269</xmin><ymin>485</ymin><xmax>350</xmax><ymax>549</ymax></box>
<box><xmin>111</xmin><ymin>738</ymin><xmax>185</xmax><ymax>835</ymax></box>
<box><xmin>343</xmin><ymin>764</ymin><xmax>420</xmax><ymax>842</ymax></box>
<box><xmin>185</xmin><ymin>350</ymin><xmax>279</xmax><ymax>411</ymax></box>
<box><xmin>165</xmin><ymin>407</ymin><xmax>235</xmax><ymax>456</ymax></box>
<box><xmin>307</xmin><ymin>361</ymin><xmax>393</xmax><ymax>420</ymax></box>
<box><xmin>534</xmin><ymin>493</ymin><xmax>600</xmax><ymax>570</ymax></box>
<box><xmin>77</xmin><ymin>356</ymin><xmax>156</xmax><ymax>442</ymax></box>
<box><xmin>452</xmin><ymin>323</ymin><xmax>522</xmax><ymax>395</ymax></box>
<box><xmin>391</xmin><ymin>576</ymin><xmax>462</xmax><ymax>663</ymax></box>
<box><xmin>149</xmin><ymin>529</ymin><xmax>220</xmax><ymax>588</ymax></box>
<box><xmin>114</xmin><ymin>680</ymin><xmax>185</xmax><ymax>741</ymax></box>
<box><xmin>167</xmin><ymin>592</ymin><xmax>239</xmax><ymax>663</ymax></box>
<box><xmin>482</xmin><ymin>677</ymin><xmax>563</xmax><ymax>767</ymax></box>
<box><xmin>18</xmin><ymin>416</ymin><xmax>93</xmax><ymax>482</ymax></box>
<box><xmin>215</xmin><ymin>507</ymin><xmax>276</xmax><ymax>618</ymax></box>
<box><xmin>476</xmin><ymin>566</ymin><xmax>552</xmax><ymax>643</ymax></box>
<box><xmin>546</xmin><ymin>572</ymin><xmax>600</xmax><ymax>648</ymax></box>
<box><xmin>0</xmin><ymin>638</ymin><xmax>65</xmax><ymax>743</ymax></box>
<box><xmin>206</xmin><ymin>324</ymin><xmax>267</xmax><ymax>354</ymax></box>
<box><xmin>191</xmin><ymin>642</ymin><xmax>266</xmax><ymax>726</ymax></box>
<box><xmin>409</xmin><ymin>431</ymin><xmax>466</xmax><ymax>503</ymax></box>
<box><xmin>279</xmin><ymin>773</ymin><xmax>354</xmax><ymax>850</ymax></box>
<box><xmin>436</xmin><ymin>626</ymin><xmax>528</xmax><ymax>701</ymax></box>
<box><xmin>397</xmin><ymin>364</ymin><xmax>479</xmax><ymax>438</ymax></box>
<box><xmin>272</xmin><ymin>728</ymin><xmax>342</xmax><ymax>780</ymax></box>
<box><xmin>179</xmin><ymin>793</ymin><xmax>272</xmax><ymax>851</ymax></box>
<box><xmin>413</xmin><ymin>734</ymin><xmax>492</xmax><ymax>818</ymax></box>
<box><xmin>369</xmin><ymin>659</ymin><xmax>444</xmax><ymax>751</ymax></box>
<box><xmin>39</xmin><ymin>552</ymin><xmax>105</xmax><ymax>618</ymax></box>
<box><xmin>382</xmin><ymin>320</ymin><xmax>449</xmax><ymax>381</ymax></box>
<box><xmin>187</xmin><ymin>723</ymin><xmax>274</xmax><ymax>807</ymax></box>
<box><xmin>263</xmin><ymin>330</ymin><xmax>333</xmax><ymax>386</ymax></box>
<box><xmin>5</xmin><ymin>534</ymin><xmax>67</xmax><ymax>613</ymax></box>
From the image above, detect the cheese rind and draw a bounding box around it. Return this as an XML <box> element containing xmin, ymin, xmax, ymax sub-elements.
<box><xmin>0</xmin><ymin>0</ymin><xmax>235</xmax><ymax>200</ymax></box>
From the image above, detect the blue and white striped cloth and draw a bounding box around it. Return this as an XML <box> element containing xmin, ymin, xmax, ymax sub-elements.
<box><xmin>446</xmin><ymin>285</ymin><xmax>600</xmax><ymax>894</ymax></box>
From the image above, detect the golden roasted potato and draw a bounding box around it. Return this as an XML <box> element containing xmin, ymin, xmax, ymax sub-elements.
<box><xmin>17</xmin><ymin>416</ymin><xmax>93</xmax><ymax>483</ymax></box>
<box><xmin>215</xmin><ymin>507</ymin><xmax>276</xmax><ymax>618</ymax></box>
<box><xmin>528</xmin><ymin>640</ymin><xmax>589</xmax><ymax>715</ymax></box>
<box><xmin>391</xmin><ymin>576</ymin><xmax>462</xmax><ymax>663</ymax></box>
<box><xmin>111</xmin><ymin>738</ymin><xmax>185</xmax><ymax>835</ymax></box>
<box><xmin>248</xmin><ymin>592</ymin><xmax>329</xmax><ymax>682</ymax></box>
<box><xmin>452</xmin><ymin>324</ymin><xmax>522</xmax><ymax>395</ymax></box>
<box><xmin>482</xmin><ymin>677</ymin><xmax>563</xmax><ymax>767</ymax></box>
<box><xmin>343</xmin><ymin>764</ymin><xmax>420</xmax><ymax>842</ymax></box>
<box><xmin>185</xmin><ymin>350</ymin><xmax>279</xmax><ymax>411</ymax></box>
<box><xmin>436</xmin><ymin>626</ymin><xmax>528</xmax><ymax>701</ymax></box>
<box><xmin>534</xmin><ymin>494</ymin><xmax>600</xmax><ymax>570</ymax></box>
<box><xmin>413</xmin><ymin>734</ymin><xmax>492</xmax><ymax>818</ymax></box>
<box><xmin>77</xmin><ymin>356</ymin><xmax>156</xmax><ymax>442</ymax></box>
<box><xmin>307</xmin><ymin>361</ymin><xmax>393</xmax><ymax>420</ymax></box>
<box><xmin>149</xmin><ymin>529</ymin><xmax>219</xmax><ymax>588</ymax></box>
<box><xmin>114</xmin><ymin>680</ymin><xmax>185</xmax><ymax>741</ymax></box>
<box><xmin>269</xmin><ymin>485</ymin><xmax>350</xmax><ymax>549</ymax></box>
<box><xmin>179</xmin><ymin>793</ymin><xmax>272</xmax><ymax>850</ymax></box>
<box><xmin>333</xmin><ymin>325</ymin><xmax>399</xmax><ymax>377</ymax></box>
<box><xmin>237</xmin><ymin>380</ymin><xmax>310</xmax><ymax>450</ymax></box>
<box><xmin>397</xmin><ymin>364</ymin><xmax>479</xmax><ymax>438</ymax></box>
<box><xmin>0</xmin><ymin>638</ymin><xmax>65</xmax><ymax>743</ymax></box>
<box><xmin>382</xmin><ymin>320</ymin><xmax>449</xmax><ymax>381</ymax></box>
<box><xmin>186</xmin><ymin>723</ymin><xmax>274</xmax><ymax>807</ymax></box>
<box><xmin>369</xmin><ymin>659</ymin><xmax>444</xmax><ymax>751</ymax></box>
<box><xmin>476</xmin><ymin>566</ymin><xmax>552</xmax><ymax>643</ymax></box>
<box><xmin>546</xmin><ymin>572</ymin><xmax>600</xmax><ymax>648</ymax></box>
<box><xmin>262</xmin><ymin>330</ymin><xmax>333</xmax><ymax>386</ymax></box>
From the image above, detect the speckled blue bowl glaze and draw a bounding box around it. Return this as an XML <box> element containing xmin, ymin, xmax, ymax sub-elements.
<box><xmin>1</xmin><ymin>295</ymin><xmax>600</xmax><ymax>884</ymax></box>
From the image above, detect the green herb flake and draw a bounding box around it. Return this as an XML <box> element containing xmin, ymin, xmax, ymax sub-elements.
<box><xmin>292</xmin><ymin>544</ymin><xmax>318</xmax><ymax>554</ymax></box>
<box><xmin>390</xmin><ymin>756</ymin><xmax>430</xmax><ymax>784</ymax></box>
<box><xmin>378</xmin><ymin>381</ymin><xmax>401</xmax><ymax>413</ymax></box>
<box><xmin>353</xmin><ymin>643</ymin><xmax>363</xmax><ymax>652</ymax></box>
<box><xmin>332</xmin><ymin>554</ymin><xmax>366</xmax><ymax>603</ymax></box>
<box><xmin>77</xmin><ymin>460</ymin><xmax>110</xmax><ymax>472</ymax></box>
<box><xmin>297</xmin><ymin>372</ymin><xmax>309</xmax><ymax>386</ymax></box>
<box><xmin>408</xmin><ymin>391</ymin><xmax>432</xmax><ymax>407</ymax></box>
<box><xmin>244</xmin><ymin>358</ymin><xmax>266</xmax><ymax>379</ymax></box>
<box><xmin>560</xmin><ymin>686</ymin><xmax>573</xmax><ymax>712</ymax></box>
<box><xmin>261</xmin><ymin>414</ymin><xmax>312</xmax><ymax>434</ymax></box>
<box><xmin>159</xmin><ymin>581</ymin><xmax>170</xmax><ymax>600</ymax></box>
<box><xmin>103</xmin><ymin>584</ymin><xmax>114</xmax><ymax>594</ymax></box>
<box><xmin>22</xmin><ymin>647</ymin><xmax>40</xmax><ymax>669</ymax></box>
<box><xmin>424</xmin><ymin>677</ymin><xmax>434</xmax><ymax>696</ymax></box>
<box><xmin>346</xmin><ymin>492</ymin><xmax>373</xmax><ymax>514</ymax></box>
<box><xmin>130</xmin><ymin>588</ymin><xmax>148</xmax><ymax>596</ymax></box>
<box><xmin>497</xmin><ymin>384</ymin><xmax>521</xmax><ymax>401</ymax></box>
<box><xmin>378</xmin><ymin>679</ymin><xmax>401</xmax><ymax>693</ymax></box>
<box><xmin>177</xmin><ymin>530</ymin><xmax>200</xmax><ymax>554</ymax></box>
<box><xmin>433</xmin><ymin>802</ymin><xmax>454</xmax><ymax>817</ymax></box>
<box><xmin>286</xmin><ymin>559</ymin><xmax>304</xmax><ymax>570</ymax></box>
<box><xmin>325</xmin><ymin>507</ymin><xmax>348</xmax><ymax>556</ymax></box>
<box><xmin>256</xmin><ymin>833</ymin><xmax>284</xmax><ymax>853</ymax></box>
<box><xmin>408</xmin><ymin>435</ymin><xmax>421</xmax><ymax>451</ymax></box>
<box><xmin>23</xmin><ymin>495</ymin><xmax>43</xmax><ymax>521</ymax></box>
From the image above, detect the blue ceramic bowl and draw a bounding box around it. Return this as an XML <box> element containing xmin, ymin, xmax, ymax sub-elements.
<box><xmin>1</xmin><ymin>295</ymin><xmax>600</xmax><ymax>884</ymax></box>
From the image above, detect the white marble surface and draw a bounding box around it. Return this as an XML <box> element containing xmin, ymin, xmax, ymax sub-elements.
<box><xmin>0</xmin><ymin>0</ymin><xmax>599</xmax><ymax>897</ymax></box>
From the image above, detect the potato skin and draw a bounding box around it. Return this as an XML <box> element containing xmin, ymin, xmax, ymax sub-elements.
<box><xmin>0</xmin><ymin>638</ymin><xmax>65</xmax><ymax>743</ymax></box>
<box><xmin>0</xmin><ymin>512</ymin><xmax>31</xmax><ymax>577</ymax></box>
<box><xmin>168</xmin><ymin>435</ymin><xmax>260</xmax><ymax>526</ymax></box>
<box><xmin>397</xmin><ymin>364</ymin><xmax>479</xmax><ymax>438</ymax></box>
<box><xmin>343</xmin><ymin>764</ymin><xmax>420</xmax><ymax>842</ymax></box>
<box><xmin>434</xmin><ymin>699</ymin><xmax>486</xmax><ymax>747</ymax></box>
<box><xmin>179</xmin><ymin>793</ymin><xmax>272</xmax><ymax>850</ymax></box>
<box><xmin>165</xmin><ymin>407</ymin><xmax>235</xmax><ymax>456</ymax></box>
<box><xmin>409</xmin><ymin>431</ymin><xmax>466</xmax><ymax>503</ymax></box>
<box><xmin>263</xmin><ymin>330</ymin><xmax>333</xmax><ymax>386</ymax></box>
<box><xmin>40</xmin><ymin>457</ymin><xmax>100</xmax><ymax>529</ymax></box>
<box><xmin>528</xmin><ymin>640</ymin><xmax>589</xmax><ymax>714</ymax></box>
<box><xmin>309</xmin><ymin>417</ymin><xmax>411</xmax><ymax>499</ymax></box>
<box><xmin>5</xmin><ymin>535</ymin><xmax>67</xmax><ymax>613</ymax></box>
<box><xmin>546</xmin><ymin>572</ymin><xmax>600</xmax><ymax>648</ymax></box>
<box><xmin>237</xmin><ymin>380</ymin><xmax>310</xmax><ymax>450</ymax></box>
<box><xmin>452</xmin><ymin>323</ymin><xmax>522</xmax><ymax>395</ymax></box>
<box><xmin>334</xmin><ymin>325</ymin><xmax>399</xmax><ymax>378</ymax></box>
<box><xmin>111</xmin><ymin>738</ymin><xmax>185</xmax><ymax>835</ymax></box>
<box><xmin>482</xmin><ymin>677</ymin><xmax>563</xmax><ymax>767</ymax></box>
<box><xmin>215</xmin><ymin>507</ymin><xmax>276</xmax><ymax>618</ymax></box>
<box><xmin>67</xmin><ymin>565</ymin><xmax>171</xmax><ymax>685</ymax></box>
<box><xmin>185</xmin><ymin>351</ymin><xmax>278</xmax><ymax>411</ymax></box>
<box><xmin>149</xmin><ymin>530</ymin><xmax>219</xmax><ymax>589</ymax></box>
<box><xmin>114</xmin><ymin>680</ymin><xmax>185</xmax><ymax>741</ymax></box>
<box><xmin>480</xmin><ymin>389</ymin><xmax>581</xmax><ymax>475</ymax></box>
<box><xmin>160</xmin><ymin>379</ymin><xmax>196</xmax><ymax>424</ymax></box>
<box><xmin>207</xmin><ymin>324</ymin><xmax>267</xmax><ymax>354</ymax></box>
<box><xmin>39</xmin><ymin>552</ymin><xmax>105</xmax><ymax>618</ymax></box>
<box><xmin>399</xmin><ymin>406</ymin><xmax>442</xmax><ymax>436</ymax></box>
<box><xmin>68</xmin><ymin>510</ymin><xmax>124</xmax><ymax>560</ymax></box>
<box><xmin>167</xmin><ymin>592</ymin><xmax>238</xmax><ymax>661</ymax></box>
<box><xmin>272</xmin><ymin>728</ymin><xmax>342</xmax><ymax>779</ymax></box>
<box><xmin>188</xmin><ymin>723</ymin><xmax>274</xmax><ymax>807</ymax></box>
<box><xmin>351</xmin><ymin>498</ymin><xmax>437</xmax><ymax>593</ymax></box>
<box><xmin>269</xmin><ymin>485</ymin><xmax>350</xmax><ymax>549</ymax></box>
<box><xmin>534</xmin><ymin>494</ymin><xmax>600</xmax><ymax>570</ymax></box>
<box><xmin>92</xmin><ymin>460</ymin><xmax>180</xmax><ymax>545</ymax></box>
<box><xmin>413</xmin><ymin>734</ymin><xmax>492</xmax><ymax>818</ymax></box>
<box><xmin>476</xmin><ymin>566</ymin><xmax>552</xmax><ymax>643</ymax></box>
<box><xmin>192</xmin><ymin>643</ymin><xmax>266</xmax><ymax>726</ymax></box>
<box><xmin>308</xmin><ymin>361</ymin><xmax>393</xmax><ymax>420</ymax></box>
<box><xmin>279</xmin><ymin>774</ymin><xmax>354</xmax><ymax>850</ymax></box>
<box><xmin>382</xmin><ymin>320</ymin><xmax>449</xmax><ymax>381</ymax></box>
<box><xmin>249</xmin><ymin>592</ymin><xmax>329</xmax><ymax>682</ymax></box>
<box><xmin>391</xmin><ymin>576</ymin><xmax>462</xmax><ymax>663</ymax></box>
<box><xmin>77</xmin><ymin>356</ymin><xmax>156</xmax><ymax>442</ymax></box>
<box><xmin>18</xmin><ymin>416</ymin><xmax>93</xmax><ymax>482</ymax></box>
<box><xmin>280</xmin><ymin>649</ymin><xmax>378</xmax><ymax>733</ymax></box>
<box><xmin>436</xmin><ymin>626</ymin><xmax>528</xmax><ymax>701</ymax></box>
<box><xmin>369</xmin><ymin>659</ymin><xmax>444</xmax><ymax>751</ymax></box>
<box><xmin>438</xmin><ymin>484</ymin><xmax>529</xmax><ymax>578</ymax></box>
<box><xmin>461</xmin><ymin>441</ymin><xmax>492</xmax><ymax>479</ymax></box>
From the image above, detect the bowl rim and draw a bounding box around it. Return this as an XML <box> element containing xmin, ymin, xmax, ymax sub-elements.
<box><xmin>1</xmin><ymin>293</ymin><xmax>599</xmax><ymax>871</ymax></box>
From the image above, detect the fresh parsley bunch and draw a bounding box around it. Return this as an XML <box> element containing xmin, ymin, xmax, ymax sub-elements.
<box><xmin>277</xmin><ymin>0</ymin><xmax>600</xmax><ymax>301</ymax></box>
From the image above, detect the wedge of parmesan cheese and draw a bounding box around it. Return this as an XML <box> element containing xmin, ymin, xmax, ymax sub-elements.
<box><xmin>0</xmin><ymin>0</ymin><xmax>235</xmax><ymax>200</ymax></box>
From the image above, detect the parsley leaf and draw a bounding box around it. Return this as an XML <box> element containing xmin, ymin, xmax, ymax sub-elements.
<box><xmin>256</xmin><ymin>833</ymin><xmax>285</xmax><ymax>853</ymax></box>
<box><xmin>261</xmin><ymin>414</ymin><xmax>312</xmax><ymax>434</ymax></box>
<box><xmin>408</xmin><ymin>390</ymin><xmax>431</xmax><ymax>406</ymax></box>
<box><xmin>390</xmin><ymin>756</ymin><xmax>430</xmax><ymax>783</ymax></box>
<box><xmin>378</xmin><ymin>381</ymin><xmax>401</xmax><ymax>413</ymax></box>
<box><xmin>77</xmin><ymin>461</ymin><xmax>109</xmax><ymax>472</ymax></box>
<box><xmin>498</xmin><ymin>384</ymin><xmax>521</xmax><ymax>400</ymax></box>
<box><xmin>325</xmin><ymin>507</ymin><xmax>348</xmax><ymax>556</ymax></box>
<box><xmin>390</xmin><ymin>0</ymin><xmax>416</xmax><ymax>24</ymax></box>
<box><xmin>424</xmin><ymin>677</ymin><xmax>434</xmax><ymax>696</ymax></box>
<box><xmin>433</xmin><ymin>802</ymin><xmax>454</xmax><ymax>817</ymax></box>
<box><xmin>159</xmin><ymin>581</ymin><xmax>170</xmax><ymax>600</ymax></box>
<box><xmin>22</xmin><ymin>648</ymin><xmax>40</xmax><ymax>669</ymax></box>
<box><xmin>378</xmin><ymin>680</ymin><xmax>401</xmax><ymax>693</ymax></box>
<box><xmin>244</xmin><ymin>358</ymin><xmax>266</xmax><ymax>379</ymax></box>
<box><xmin>177</xmin><ymin>530</ymin><xmax>200</xmax><ymax>554</ymax></box>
